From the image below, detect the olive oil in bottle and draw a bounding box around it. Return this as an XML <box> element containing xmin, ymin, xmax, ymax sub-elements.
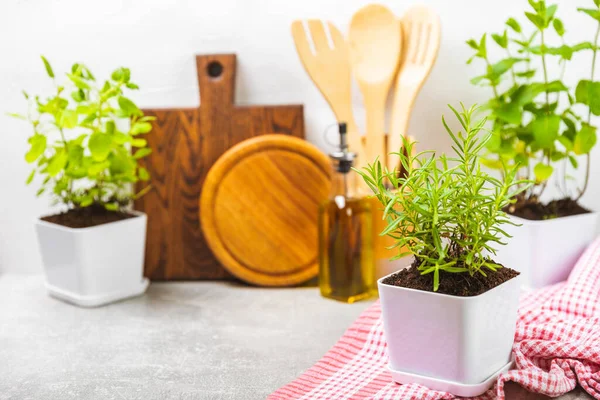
<box><xmin>318</xmin><ymin>123</ymin><xmax>374</xmax><ymax>303</ymax></box>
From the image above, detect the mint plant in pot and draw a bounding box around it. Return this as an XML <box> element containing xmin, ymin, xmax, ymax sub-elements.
<box><xmin>13</xmin><ymin>57</ymin><xmax>153</xmax><ymax>307</ymax></box>
<box><xmin>356</xmin><ymin>105</ymin><xmax>529</xmax><ymax>397</ymax></box>
<box><xmin>467</xmin><ymin>0</ymin><xmax>600</xmax><ymax>288</ymax></box>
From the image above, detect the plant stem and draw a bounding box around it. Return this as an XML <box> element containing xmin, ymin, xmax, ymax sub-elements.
<box><xmin>506</xmin><ymin>47</ymin><xmax>517</xmax><ymax>85</ymax></box>
<box><xmin>58</xmin><ymin>127</ymin><xmax>68</xmax><ymax>150</ymax></box>
<box><xmin>536</xmin><ymin>154</ymin><xmax>550</xmax><ymax>199</ymax></box>
<box><xmin>529</xmin><ymin>29</ymin><xmax>551</xmax><ymax>202</ymax></box>
<box><xmin>559</xmin><ymin>39</ymin><xmax>567</xmax><ymax>83</ymax></box>
<box><xmin>540</xmin><ymin>30</ymin><xmax>550</xmax><ymax>108</ymax></box>
<box><xmin>94</xmin><ymin>96</ymin><xmax>105</xmax><ymax>204</ymax></box>
<box><xmin>576</xmin><ymin>154</ymin><xmax>591</xmax><ymax>201</ymax></box>
<box><xmin>588</xmin><ymin>26</ymin><xmax>600</xmax><ymax>123</ymax></box>
<box><xmin>576</xmin><ymin>23</ymin><xmax>600</xmax><ymax>201</ymax></box>
<box><xmin>484</xmin><ymin>58</ymin><xmax>500</xmax><ymax>98</ymax></box>
<box><xmin>561</xmin><ymin>157</ymin><xmax>568</xmax><ymax>197</ymax></box>
<box><xmin>520</xmin><ymin>32</ymin><xmax>533</xmax><ymax>82</ymax></box>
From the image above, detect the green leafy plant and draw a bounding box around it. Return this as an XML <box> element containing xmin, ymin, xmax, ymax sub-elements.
<box><xmin>12</xmin><ymin>57</ymin><xmax>153</xmax><ymax>211</ymax></box>
<box><xmin>356</xmin><ymin>104</ymin><xmax>530</xmax><ymax>291</ymax></box>
<box><xmin>467</xmin><ymin>0</ymin><xmax>600</xmax><ymax>205</ymax></box>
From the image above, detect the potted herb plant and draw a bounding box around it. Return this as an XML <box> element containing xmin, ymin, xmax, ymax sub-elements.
<box><xmin>467</xmin><ymin>0</ymin><xmax>600</xmax><ymax>288</ymax></box>
<box><xmin>12</xmin><ymin>57</ymin><xmax>154</xmax><ymax>307</ymax></box>
<box><xmin>356</xmin><ymin>105</ymin><xmax>528</xmax><ymax>397</ymax></box>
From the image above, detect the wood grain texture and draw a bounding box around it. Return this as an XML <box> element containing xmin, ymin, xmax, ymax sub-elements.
<box><xmin>348</xmin><ymin>4</ymin><xmax>401</xmax><ymax>170</ymax></box>
<box><xmin>200</xmin><ymin>135</ymin><xmax>332</xmax><ymax>287</ymax></box>
<box><xmin>135</xmin><ymin>54</ymin><xmax>304</xmax><ymax>280</ymax></box>
<box><xmin>387</xmin><ymin>6</ymin><xmax>440</xmax><ymax>172</ymax></box>
<box><xmin>291</xmin><ymin>20</ymin><xmax>365</xmax><ymax>168</ymax></box>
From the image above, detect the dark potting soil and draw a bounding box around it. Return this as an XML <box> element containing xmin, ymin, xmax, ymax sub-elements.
<box><xmin>381</xmin><ymin>259</ymin><xmax>520</xmax><ymax>297</ymax></box>
<box><xmin>505</xmin><ymin>197</ymin><xmax>590</xmax><ymax>221</ymax></box>
<box><xmin>41</xmin><ymin>205</ymin><xmax>136</xmax><ymax>228</ymax></box>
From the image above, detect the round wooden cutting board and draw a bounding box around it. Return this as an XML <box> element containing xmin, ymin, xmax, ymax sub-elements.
<box><xmin>200</xmin><ymin>135</ymin><xmax>332</xmax><ymax>286</ymax></box>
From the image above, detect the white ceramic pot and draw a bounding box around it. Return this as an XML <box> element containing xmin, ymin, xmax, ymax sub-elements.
<box><xmin>495</xmin><ymin>212</ymin><xmax>599</xmax><ymax>289</ymax></box>
<box><xmin>378</xmin><ymin>272</ymin><xmax>521</xmax><ymax>397</ymax></box>
<box><xmin>35</xmin><ymin>211</ymin><xmax>149</xmax><ymax>307</ymax></box>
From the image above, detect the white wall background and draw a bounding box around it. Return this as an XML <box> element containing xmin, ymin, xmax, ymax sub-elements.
<box><xmin>1</xmin><ymin>0</ymin><xmax>599</xmax><ymax>273</ymax></box>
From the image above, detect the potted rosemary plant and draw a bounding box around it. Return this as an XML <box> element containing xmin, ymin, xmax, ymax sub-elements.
<box><xmin>467</xmin><ymin>0</ymin><xmax>600</xmax><ymax>287</ymax></box>
<box><xmin>357</xmin><ymin>105</ymin><xmax>528</xmax><ymax>397</ymax></box>
<box><xmin>13</xmin><ymin>57</ymin><xmax>154</xmax><ymax>307</ymax></box>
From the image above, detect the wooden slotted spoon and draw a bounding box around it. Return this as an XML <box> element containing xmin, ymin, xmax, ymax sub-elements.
<box><xmin>291</xmin><ymin>20</ymin><xmax>365</xmax><ymax>164</ymax></box>
<box><xmin>387</xmin><ymin>6</ymin><xmax>441</xmax><ymax>172</ymax></box>
<box><xmin>348</xmin><ymin>4</ymin><xmax>402</xmax><ymax>169</ymax></box>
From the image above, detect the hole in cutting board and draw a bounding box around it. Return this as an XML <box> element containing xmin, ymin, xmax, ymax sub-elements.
<box><xmin>207</xmin><ymin>61</ymin><xmax>224</xmax><ymax>79</ymax></box>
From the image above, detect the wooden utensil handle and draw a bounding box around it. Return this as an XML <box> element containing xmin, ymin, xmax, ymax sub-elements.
<box><xmin>365</xmin><ymin>98</ymin><xmax>387</xmax><ymax>170</ymax></box>
<box><xmin>196</xmin><ymin>54</ymin><xmax>236</xmax><ymax>110</ymax></box>
<box><xmin>388</xmin><ymin>90</ymin><xmax>418</xmax><ymax>172</ymax></box>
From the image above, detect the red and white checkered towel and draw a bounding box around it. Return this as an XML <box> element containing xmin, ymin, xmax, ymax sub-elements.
<box><xmin>270</xmin><ymin>238</ymin><xmax>600</xmax><ymax>400</ymax></box>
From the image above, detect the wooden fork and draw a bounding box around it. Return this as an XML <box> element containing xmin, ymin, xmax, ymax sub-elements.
<box><xmin>291</xmin><ymin>20</ymin><xmax>365</xmax><ymax>165</ymax></box>
<box><xmin>387</xmin><ymin>6</ymin><xmax>441</xmax><ymax>172</ymax></box>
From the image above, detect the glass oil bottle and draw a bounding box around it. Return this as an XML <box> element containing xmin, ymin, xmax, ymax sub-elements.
<box><xmin>318</xmin><ymin>123</ymin><xmax>375</xmax><ymax>303</ymax></box>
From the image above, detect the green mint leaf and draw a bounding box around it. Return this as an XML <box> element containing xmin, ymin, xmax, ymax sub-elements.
<box><xmin>104</xmin><ymin>203</ymin><xmax>119</xmax><ymax>211</ymax></box>
<box><xmin>130</xmin><ymin>122</ymin><xmax>152</xmax><ymax>135</ymax></box>
<box><xmin>138</xmin><ymin>167</ymin><xmax>150</xmax><ymax>181</ymax></box>
<box><xmin>118</xmin><ymin>96</ymin><xmax>142</xmax><ymax>117</ymax></box>
<box><xmin>506</xmin><ymin>17</ymin><xmax>522</xmax><ymax>33</ymax></box>
<box><xmin>533</xmin><ymin>163</ymin><xmax>553</xmax><ymax>182</ymax></box>
<box><xmin>558</xmin><ymin>135</ymin><xmax>573</xmax><ymax>151</ymax></box>
<box><xmin>46</xmin><ymin>149</ymin><xmax>68</xmax><ymax>177</ymax></box>
<box><xmin>525</xmin><ymin>12</ymin><xmax>545</xmax><ymax>29</ymax></box>
<box><xmin>25</xmin><ymin>134</ymin><xmax>47</xmax><ymax>163</ymax></box>
<box><xmin>568</xmin><ymin>155</ymin><xmax>579</xmax><ymax>169</ymax></box>
<box><xmin>470</xmin><ymin>75</ymin><xmax>487</xmax><ymax>85</ymax></box>
<box><xmin>495</xmin><ymin>102</ymin><xmax>522</xmax><ymax>124</ymax></box>
<box><xmin>40</xmin><ymin>56</ymin><xmax>54</xmax><ymax>78</ymax></box>
<box><xmin>58</xmin><ymin>109</ymin><xmax>78</xmax><ymax>129</ymax></box>
<box><xmin>553</xmin><ymin>18</ymin><xmax>565</xmax><ymax>36</ymax></box>
<box><xmin>491</xmin><ymin>57</ymin><xmax>525</xmax><ymax>78</ymax></box>
<box><xmin>576</xmin><ymin>80</ymin><xmax>600</xmax><ymax>115</ymax></box>
<box><xmin>492</xmin><ymin>31</ymin><xmax>508</xmax><ymax>49</ymax></box>
<box><xmin>578</xmin><ymin>7</ymin><xmax>600</xmax><ymax>22</ymax></box>
<box><xmin>516</xmin><ymin>70</ymin><xmax>536</xmax><ymax>79</ymax></box>
<box><xmin>531</xmin><ymin>114</ymin><xmax>560</xmax><ymax>149</ymax></box>
<box><xmin>574</xmin><ymin>123</ymin><xmax>597</xmax><ymax>154</ymax></box>
<box><xmin>131</xmin><ymin>138</ymin><xmax>147</xmax><ymax>148</ymax></box>
<box><xmin>478</xmin><ymin>34</ymin><xmax>487</xmax><ymax>58</ymax></box>
<box><xmin>545</xmin><ymin>4</ymin><xmax>558</xmax><ymax>22</ymax></box>
<box><xmin>111</xmin><ymin>67</ymin><xmax>131</xmax><ymax>83</ymax></box>
<box><xmin>26</xmin><ymin>169</ymin><xmax>35</xmax><ymax>185</ymax></box>
<box><xmin>88</xmin><ymin>132</ymin><xmax>112</xmax><ymax>161</ymax></box>
<box><xmin>466</xmin><ymin>39</ymin><xmax>479</xmax><ymax>51</ymax></box>
<box><xmin>67</xmin><ymin>74</ymin><xmax>90</xmax><ymax>89</ymax></box>
<box><xmin>133</xmin><ymin>148</ymin><xmax>153</xmax><ymax>159</ymax></box>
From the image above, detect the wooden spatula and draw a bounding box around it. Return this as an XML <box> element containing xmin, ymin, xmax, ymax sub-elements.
<box><xmin>387</xmin><ymin>6</ymin><xmax>441</xmax><ymax>172</ymax></box>
<box><xmin>291</xmin><ymin>20</ymin><xmax>365</xmax><ymax>165</ymax></box>
<box><xmin>348</xmin><ymin>4</ymin><xmax>402</xmax><ymax>169</ymax></box>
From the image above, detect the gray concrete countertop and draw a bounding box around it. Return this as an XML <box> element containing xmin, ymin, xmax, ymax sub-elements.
<box><xmin>0</xmin><ymin>275</ymin><xmax>591</xmax><ymax>400</ymax></box>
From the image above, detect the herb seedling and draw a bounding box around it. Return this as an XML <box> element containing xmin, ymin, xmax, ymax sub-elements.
<box><xmin>467</xmin><ymin>0</ymin><xmax>600</xmax><ymax>207</ymax></box>
<box><xmin>356</xmin><ymin>104</ymin><xmax>530</xmax><ymax>291</ymax></box>
<box><xmin>12</xmin><ymin>57</ymin><xmax>153</xmax><ymax>211</ymax></box>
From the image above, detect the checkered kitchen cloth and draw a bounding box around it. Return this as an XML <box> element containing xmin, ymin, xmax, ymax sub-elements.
<box><xmin>269</xmin><ymin>238</ymin><xmax>600</xmax><ymax>400</ymax></box>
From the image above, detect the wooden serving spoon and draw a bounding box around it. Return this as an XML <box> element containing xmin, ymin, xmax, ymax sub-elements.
<box><xmin>387</xmin><ymin>6</ymin><xmax>441</xmax><ymax>172</ymax></box>
<box><xmin>348</xmin><ymin>4</ymin><xmax>402</xmax><ymax>169</ymax></box>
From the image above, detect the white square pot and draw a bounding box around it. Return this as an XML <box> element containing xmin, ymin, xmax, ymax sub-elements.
<box><xmin>495</xmin><ymin>212</ymin><xmax>599</xmax><ymax>289</ymax></box>
<box><xmin>35</xmin><ymin>211</ymin><xmax>149</xmax><ymax>307</ymax></box>
<box><xmin>378</xmin><ymin>272</ymin><xmax>521</xmax><ymax>397</ymax></box>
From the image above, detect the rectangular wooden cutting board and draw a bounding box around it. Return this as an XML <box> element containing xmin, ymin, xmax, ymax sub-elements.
<box><xmin>134</xmin><ymin>54</ymin><xmax>304</xmax><ymax>280</ymax></box>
